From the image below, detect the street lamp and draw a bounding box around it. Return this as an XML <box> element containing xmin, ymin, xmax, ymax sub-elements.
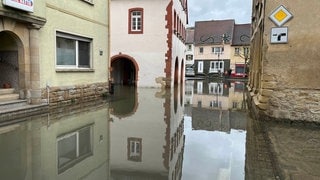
<box><xmin>219</xmin><ymin>33</ymin><xmax>230</xmax><ymax>78</ymax></box>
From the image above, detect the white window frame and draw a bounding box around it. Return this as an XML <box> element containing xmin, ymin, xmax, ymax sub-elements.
<box><xmin>128</xmin><ymin>137</ymin><xmax>142</xmax><ymax>162</ymax></box>
<box><xmin>235</xmin><ymin>48</ymin><xmax>240</xmax><ymax>55</ymax></box>
<box><xmin>210</xmin><ymin>100</ymin><xmax>222</xmax><ymax>108</ymax></box>
<box><xmin>131</xmin><ymin>10</ymin><xmax>142</xmax><ymax>32</ymax></box>
<box><xmin>209</xmin><ymin>61</ymin><xmax>224</xmax><ymax>73</ymax></box>
<box><xmin>243</xmin><ymin>47</ymin><xmax>249</xmax><ymax>56</ymax></box>
<box><xmin>197</xmin><ymin>81</ymin><xmax>203</xmax><ymax>94</ymax></box>
<box><xmin>198</xmin><ymin>61</ymin><xmax>203</xmax><ymax>73</ymax></box>
<box><xmin>186</xmin><ymin>54</ymin><xmax>193</xmax><ymax>61</ymax></box>
<box><xmin>56</xmin><ymin>31</ymin><xmax>92</xmax><ymax>69</ymax></box>
<box><xmin>208</xmin><ymin>82</ymin><xmax>223</xmax><ymax>95</ymax></box>
<box><xmin>57</xmin><ymin>125</ymin><xmax>93</xmax><ymax>174</ymax></box>
<box><xmin>212</xmin><ymin>47</ymin><xmax>224</xmax><ymax>54</ymax></box>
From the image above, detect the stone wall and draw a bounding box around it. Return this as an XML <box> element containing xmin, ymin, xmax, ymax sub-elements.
<box><xmin>249</xmin><ymin>0</ymin><xmax>320</xmax><ymax>123</ymax></box>
<box><xmin>269</xmin><ymin>89</ymin><xmax>320</xmax><ymax>122</ymax></box>
<box><xmin>41</xmin><ymin>82</ymin><xmax>108</xmax><ymax>106</ymax></box>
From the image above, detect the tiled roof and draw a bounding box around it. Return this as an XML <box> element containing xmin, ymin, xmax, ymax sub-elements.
<box><xmin>194</xmin><ymin>19</ymin><xmax>235</xmax><ymax>45</ymax></box>
<box><xmin>185</xmin><ymin>27</ymin><xmax>194</xmax><ymax>44</ymax></box>
<box><xmin>232</xmin><ymin>24</ymin><xmax>251</xmax><ymax>46</ymax></box>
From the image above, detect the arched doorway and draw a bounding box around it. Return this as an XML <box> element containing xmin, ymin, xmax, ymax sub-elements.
<box><xmin>180</xmin><ymin>59</ymin><xmax>184</xmax><ymax>106</ymax></box>
<box><xmin>0</xmin><ymin>31</ymin><xmax>21</xmax><ymax>91</ymax></box>
<box><xmin>111</xmin><ymin>54</ymin><xmax>139</xmax><ymax>86</ymax></box>
<box><xmin>174</xmin><ymin>57</ymin><xmax>179</xmax><ymax>113</ymax></box>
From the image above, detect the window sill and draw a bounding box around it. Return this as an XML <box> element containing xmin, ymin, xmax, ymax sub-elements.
<box><xmin>56</xmin><ymin>68</ymin><xmax>95</xmax><ymax>72</ymax></box>
<box><xmin>81</xmin><ymin>0</ymin><xmax>94</xmax><ymax>5</ymax></box>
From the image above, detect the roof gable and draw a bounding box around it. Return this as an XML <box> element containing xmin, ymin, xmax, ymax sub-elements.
<box><xmin>194</xmin><ymin>19</ymin><xmax>235</xmax><ymax>45</ymax></box>
<box><xmin>232</xmin><ymin>24</ymin><xmax>251</xmax><ymax>46</ymax></box>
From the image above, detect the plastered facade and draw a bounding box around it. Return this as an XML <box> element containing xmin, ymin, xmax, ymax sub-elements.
<box><xmin>0</xmin><ymin>0</ymin><xmax>110</xmax><ymax>104</ymax></box>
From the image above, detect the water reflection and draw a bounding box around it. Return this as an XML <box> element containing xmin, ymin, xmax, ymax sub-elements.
<box><xmin>1</xmin><ymin>80</ymin><xmax>319</xmax><ymax>179</ymax></box>
<box><xmin>0</xmin><ymin>79</ymin><xmax>248</xmax><ymax>180</ymax></box>
<box><xmin>183</xmin><ymin>79</ymin><xmax>247</xmax><ymax>180</ymax></box>
<box><xmin>0</xmin><ymin>101</ymin><xmax>110</xmax><ymax>180</ymax></box>
<box><xmin>109</xmin><ymin>85</ymin><xmax>185</xmax><ymax>180</ymax></box>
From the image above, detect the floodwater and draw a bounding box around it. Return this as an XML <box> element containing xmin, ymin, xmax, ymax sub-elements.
<box><xmin>1</xmin><ymin>79</ymin><xmax>319</xmax><ymax>180</ymax></box>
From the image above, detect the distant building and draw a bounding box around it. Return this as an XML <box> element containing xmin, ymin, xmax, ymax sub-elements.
<box><xmin>110</xmin><ymin>0</ymin><xmax>188</xmax><ymax>88</ymax></box>
<box><xmin>0</xmin><ymin>0</ymin><xmax>110</xmax><ymax>105</ymax></box>
<box><xmin>185</xmin><ymin>27</ymin><xmax>195</xmax><ymax>68</ymax></box>
<box><xmin>231</xmin><ymin>24</ymin><xmax>250</xmax><ymax>78</ymax></box>
<box><xmin>248</xmin><ymin>0</ymin><xmax>320</xmax><ymax>122</ymax></box>
<box><xmin>193</xmin><ymin>19</ymin><xmax>251</xmax><ymax>78</ymax></box>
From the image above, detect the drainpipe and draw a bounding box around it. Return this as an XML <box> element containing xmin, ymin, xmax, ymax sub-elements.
<box><xmin>46</xmin><ymin>82</ymin><xmax>50</xmax><ymax>105</ymax></box>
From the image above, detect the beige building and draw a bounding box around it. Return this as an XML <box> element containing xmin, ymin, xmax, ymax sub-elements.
<box><xmin>248</xmin><ymin>0</ymin><xmax>320</xmax><ymax>122</ymax></box>
<box><xmin>193</xmin><ymin>20</ymin><xmax>250</xmax><ymax>78</ymax></box>
<box><xmin>0</xmin><ymin>0</ymin><xmax>109</xmax><ymax>106</ymax></box>
<box><xmin>230</xmin><ymin>24</ymin><xmax>250</xmax><ymax>78</ymax></box>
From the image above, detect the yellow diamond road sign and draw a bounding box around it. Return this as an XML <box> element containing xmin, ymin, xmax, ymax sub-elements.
<box><xmin>269</xmin><ymin>5</ymin><xmax>293</xmax><ymax>27</ymax></box>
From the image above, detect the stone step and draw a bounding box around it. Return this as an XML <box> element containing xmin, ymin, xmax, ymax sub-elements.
<box><xmin>0</xmin><ymin>88</ymin><xmax>15</xmax><ymax>95</ymax></box>
<box><xmin>0</xmin><ymin>99</ymin><xmax>28</xmax><ymax>111</ymax></box>
<box><xmin>0</xmin><ymin>93</ymin><xmax>20</xmax><ymax>102</ymax></box>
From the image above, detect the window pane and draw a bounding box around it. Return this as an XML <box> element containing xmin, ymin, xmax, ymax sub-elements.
<box><xmin>78</xmin><ymin>41</ymin><xmax>90</xmax><ymax>67</ymax></box>
<box><xmin>131</xmin><ymin>11</ymin><xmax>142</xmax><ymax>31</ymax></box>
<box><xmin>58</xmin><ymin>134</ymin><xmax>77</xmax><ymax>168</ymax></box>
<box><xmin>56</xmin><ymin>37</ymin><xmax>76</xmax><ymax>65</ymax></box>
<box><xmin>78</xmin><ymin>127</ymin><xmax>91</xmax><ymax>156</ymax></box>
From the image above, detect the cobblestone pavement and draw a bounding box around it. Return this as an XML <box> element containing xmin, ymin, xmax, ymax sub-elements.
<box><xmin>265</xmin><ymin>121</ymin><xmax>320</xmax><ymax>180</ymax></box>
<box><xmin>245</xmin><ymin>116</ymin><xmax>280</xmax><ymax>180</ymax></box>
<box><xmin>245</xmin><ymin>116</ymin><xmax>320</xmax><ymax>180</ymax></box>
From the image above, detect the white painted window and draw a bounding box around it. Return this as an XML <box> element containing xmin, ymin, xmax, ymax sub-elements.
<box><xmin>235</xmin><ymin>48</ymin><xmax>240</xmax><ymax>55</ymax></box>
<box><xmin>209</xmin><ymin>82</ymin><xmax>223</xmax><ymax>95</ymax></box>
<box><xmin>57</xmin><ymin>126</ymin><xmax>92</xmax><ymax>173</ymax></box>
<box><xmin>210</xmin><ymin>101</ymin><xmax>222</xmax><ymax>108</ymax></box>
<box><xmin>212</xmin><ymin>47</ymin><xmax>224</xmax><ymax>54</ymax></box>
<box><xmin>128</xmin><ymin>137</ymin><xmax>142</xmax><ymax>162</ymax></box>
<box><xmin>198</xmin><ymin>61</ymin><xmax>203</xmax><ymax>73</ymax></box>
<box><xmin>132</xmin><ymin>11</ymin><xmax>141</xmax><ymax>31</ymax></box>
<box><xmin>186</xmin><ymin>54</ymin><xmax>193</xmax><ymax>61</ymax></box>
<box><xmin>209</xmin><ymin>61</ymin><xmax>224</xmax><ymax>73</ymax></box>
<box><xmin>56</xmin><ymin>32</ymin><xmax>92</xmax><ymax>69</ymax></box>
<box><xmin>197</xmin><ymin>81</ymin><xmax>203</xmax><ymax>94</ymax></box>
<box><xmin>129</xmin><ymin>8</ymin><xmax>143</xmax><ymax>33</ymax></box>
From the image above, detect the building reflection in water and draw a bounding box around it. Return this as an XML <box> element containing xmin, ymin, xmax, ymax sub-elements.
<box><xmin>0</xmin><ymin>80</ymin><xmax>249</xmax><ymax>180</ymax></box>
<box><xmin>0</xmin><ymin>101</ymin><xmax>110</xmax><ymax>180</ymax></box>
<box><xmin>185</xmin><ymin>79</ymin><xmax>247</xmax><ymax>133</ymax></box>
<box><xmin>183</xmin><ymin>79</ymin><xmax>247</xmax><ymax>180</ymax></box>
<box><xmin>109</xmin><ymin>85</ymin><xmax>185</xmax><ymax>180</ymax></box>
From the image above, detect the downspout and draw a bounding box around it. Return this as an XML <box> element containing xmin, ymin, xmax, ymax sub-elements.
<box><xmin>108</xmin><ymin>0</ymin><xmax>112</xmax><ymax>93</ymax></box>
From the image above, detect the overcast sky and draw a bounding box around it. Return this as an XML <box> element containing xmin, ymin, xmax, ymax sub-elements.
<box><xmin>187</xmin><ymin>0</ymin><xmax>253</xmax><ymax>27</ymax></box>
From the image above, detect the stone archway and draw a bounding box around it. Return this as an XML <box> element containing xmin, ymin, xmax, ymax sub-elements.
<box><xmin>0</xmin><ymin>31</ymin><xmax>23</xmax><ymax>93</ymax></box>
<box><xmin>110</xmin><ymin>54</ymin><xmax>139</xmax><ymax>86</ymax></box>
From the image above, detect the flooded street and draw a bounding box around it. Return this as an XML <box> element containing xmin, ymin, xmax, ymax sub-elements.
<box><xmin>0</xmin><ymin>79</ymin><xmax>320</xmax><ymax>179</ymax></box>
